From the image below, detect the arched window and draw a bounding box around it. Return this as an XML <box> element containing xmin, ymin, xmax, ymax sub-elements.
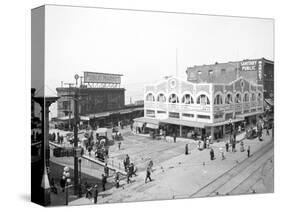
<box><xmin>197</xmin><ymin>94</ymin><xmax>210</xmax><ymax>105</ymax></box>
<box><xmin>225</xmin><ymin>93</ymin><xmax>233</xmax><ymax>104</ymax></box>
<box><xmin>214</xmin><ymin>94</ymin><xmax>223</xmax><ymax>105</ymax></box>
<box><xmin>182</xmin><ymin>94</ymin><xmax>194</xmax><ymax>104</ymax></box>
<box><xmin>235</xmin><ymin>93</ymin><xmax>241</xmax><ymax>103</ymax></box>
<box><xmin>157</xmin><ymin>93</ymin><xmax>166</xmax><ymax>103</ymax></box>
<box><xmin>243</xmin><ymin>93</ymin><xmax>249</xmax><ymax>102</ymax></box>
<box><xmin>251</xmin><ymin>93</ymin><xmax>256</xmax><ymax>101</ymax></box>
<box><xmin>146</xmin><ymin>93</ymin><xmax>155</xmax><ymax>101</ymax></box>
<box><xmin>168</xmin><ymin>93</ymin><xmax>179</xmax><ymax>103</ymax></box>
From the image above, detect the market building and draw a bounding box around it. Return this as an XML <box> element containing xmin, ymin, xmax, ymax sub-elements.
<box><xmin>134</xmin><ymin>76</ymin><xmax>264</xmax><ymax>140</ymax></box>
<box><xmin>56</xmin><ymin>72</ymin><xmax>143</xmax><ymax>130</ymax></box>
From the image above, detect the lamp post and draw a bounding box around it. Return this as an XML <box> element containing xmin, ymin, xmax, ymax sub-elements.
<box><xmin>78</xmin><ymin>158</ymin><xmax>82</xmax><ymax>197</ymax></box>
<box><xmin>63</xmin><ymin>166</ymin><xmax>71</xmax><ymax>205</ymax></box>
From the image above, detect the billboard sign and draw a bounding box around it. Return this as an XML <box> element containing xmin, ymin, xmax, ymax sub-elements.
<box><xmin>240</xmin><ymin>60</ymin><xmax>259</xmax><ymax>71</ymax></box>
<box><xmin>84</xmin><ymin>72</ymin><xmax>122</xmax><ymax>84</ymax></box>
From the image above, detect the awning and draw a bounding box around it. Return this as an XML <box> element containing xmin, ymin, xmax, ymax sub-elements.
<box><xmin>133</xmin><ymin>117</ymin><xmax>160</xmax><ymax>125</ymax></box>
<box><xmin>160</xmin><ymin>118</ymin><xmax>206</xmax><ymax>128</ymax></box>
<box><xmin>80</xmin><ymin>116</ymin><xmax>90</xmax><ymax>121</ymax></box>
<box><xmin>236</xmin><ymin>111</ymin><xmax>263</xmax><ymax>118</ymax></box>
<box><xmin>265</xmin><ymin>98</ymin><xmax>274</xmax><ymax>106</ymax></box>
<box><xmin>206</xmin><ymin>117</ymin><xmax>244</xmax><ymax>127</ymax></box>
<box><xmin>94</xmin><ymin>112</ymin><xmax>111</xmax><ymax>118</ymax></box>
<box><xmin>57</xmin><ymin>115</ymin><xmax>74</xmax><ymax>121</ymax></box>
<box><xmin>146</xmin><ymin>123</ymin><xmax>159</xmax><ymax>129</ymax></box>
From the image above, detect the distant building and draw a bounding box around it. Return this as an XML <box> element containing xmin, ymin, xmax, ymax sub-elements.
<box><xmin>134</xmin><ymin>76</ymin><xmax>263</xmax><ymax>139</ymax></box>
<box><xmin>56</xmin><ymin>72</ymin><xmax>143</xmax><ymax>129</ymax></box>
<box><xmin>186</xmin><ymin>58</ymin><xmax>273</xmax><ymax>103</ymax></box>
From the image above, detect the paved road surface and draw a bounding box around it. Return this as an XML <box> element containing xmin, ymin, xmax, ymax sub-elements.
<box><xmin>189</xmin><ymin>140</ymin><xmax>273</xmax><ymax>198</ymax></box>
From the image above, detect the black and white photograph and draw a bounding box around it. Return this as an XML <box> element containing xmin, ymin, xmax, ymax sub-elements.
<box><xmin>31</xmin><ymin>4</ymin><xmax>274</xmax><ymax>207</ymax></box>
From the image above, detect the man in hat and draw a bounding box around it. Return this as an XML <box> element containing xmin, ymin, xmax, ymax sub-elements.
<box><xmin>145</xmin><ymin>167</ymin><xmax>152</xmax><ymax>183</ymax></box>
<box><xmin>104</xmin><ymin>163</ymin><xmax>109</xmax><ymax>177</ymax></box>
<box><xmin>210</xmin><ymin>148</ymin><xmax>215</xmax><ymax>160</ymax></box>
<box><xmin>247</xmin><ymin>145</ymin><xmax>251</xmax><ymax>158</ymax></box>
<box><xmin>185</xmin><ymin>144</ymin><xmax>189</xmax><ymax>155</ymax></box>
<box><xmin>93</xmin><ymin>184</ymin><xmax>98</xmax><ymax>204</ymax></box>
<box><xmin>101</xmin><ymin>174</ymin><xmax>107</xmax><ymax>191</ymax></box>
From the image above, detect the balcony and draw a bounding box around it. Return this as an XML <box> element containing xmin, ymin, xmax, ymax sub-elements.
<box><xmin>235</xmin><ymin>103</ymin><xmax>242</xmax><ymax>111</ymax></box>
<box><xmin>144</xmin><ymin>101</ymin><xmax>156</xmax><ymax>109</ymax></box>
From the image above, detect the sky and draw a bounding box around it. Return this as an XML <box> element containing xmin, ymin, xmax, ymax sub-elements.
<box><xmin>43</xmin><ymin>5</ymin><xmax>274</xmax><ymax>118</ymax></box>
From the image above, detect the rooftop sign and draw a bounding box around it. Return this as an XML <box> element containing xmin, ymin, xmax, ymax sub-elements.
<box><xmin>84</xmin><ymin>72</ymin><xmax>122</xmax><ymax>84</ymax></box>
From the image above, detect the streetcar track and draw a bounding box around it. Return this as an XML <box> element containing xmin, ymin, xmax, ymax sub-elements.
<box><xmin>189</xmin><ymin>141</ymin><xmax>273</xmax><ymax>198</ymax></box>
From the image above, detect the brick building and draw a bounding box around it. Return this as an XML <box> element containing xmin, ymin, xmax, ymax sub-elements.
<box><xmin>186</xmin><ymin>58</ymin><xmax>274</xmax><ymax>106</ymax></box>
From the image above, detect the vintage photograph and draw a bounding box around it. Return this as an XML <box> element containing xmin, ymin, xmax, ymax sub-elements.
<box><xmin>31</xmin><ymin>4</ymin><xmax>274</xmax><ymax>206</ymax></box>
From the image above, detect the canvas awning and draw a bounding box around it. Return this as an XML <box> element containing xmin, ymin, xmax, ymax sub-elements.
<box><xmin>236</xmin><ymin>111</ymin><xmax>263</xmax><ymax>118</ymax></box>
<box><xmin>160</xmin><ymin>118</ymin><xmax>206</xmax><ymax>128</ymax></box>
<box><xmin>133</xmin><ymin>117</ymin><xmax>160</xmax><ymax>125</ymax></box>
<box><xmin>206</xmin><ymin>117</ymin><xmax>244</xmax><ymax>127</ymax></box>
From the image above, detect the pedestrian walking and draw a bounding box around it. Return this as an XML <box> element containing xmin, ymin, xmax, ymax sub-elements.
<box><xmin>266</xmin><ymin>125</ymin><xmax>270</xmax><ymax>136</ymax></box>
<box><xmin>247</xmin><ymin>145</ymin><xmax>251</xmax><ymax>157</ymax></box>
<box><xmin>232</xmin><ymin>140</ymin><xmax>236</xmax><ymax>152</ymax></box>
<box><xmin>93</xmin><ymin>184</ymin><xmax>98</xmax><ymax>204</ymax></box>
<box><xmin>114</xmin><ymin>172</ymin><xmax>120</xmax><ymax>188</ymax></box>
<box><xmin>57</xmin><ymin>132</ymin><xmax>60</xmax><ymax>143</ymax></box>
<box><xmin>104</xmin><ymin>163</ymin><xmax>109</xmax><ymax>177</ymax></box>
<box><xmin>173</xmin><ymin>132</ymin><xmax>177</xmax><ymax>143</ymax></box>
<box><xmin>118</xmin><ymin>141</ymin><xmax>121</xmax><ymax>150</ymax></box>
<box><xmin>126</xmin><ymin>170</ymin><xmax>132</xmax><ymax>184</ymax></box>
<box><xmin>240</xmin><ymin>141</ymin><xmax>245</xmax><ymax>152</ymax></box>
<box><xmin>50</xmin><ymin>178</ymin><xmax>58</xmax><ymax>194</ymax></box>
<box><xmin>185</xmin><ymin>143</ymin><xmax>189</xmax><ymax>155</ymax></box>
<box><xmin>219</xmin><ymin>147</ymin><xmax>225</xmax><ymax>160</ymax></box>
<box><xmin>210</xmin><ymin>148</ymin><xmax>215</xmax><ymax>160</ymax></box>
<box><xmin>225</xmin><ymin>141</ymin><xmax>229</xmax><ymax>152</ymax></box>
<box><xmin>85</xmin><ymin>184</ymin><xmax>93</xmax><ymax>199</ymax></box>
<box><xmin>60</xmin><ymin>176</ymin><xmax>66</xmax><ymax>192</ymax></box>
<box><xmin>145</xmin><ymin>167</ymin><xmax>152</xmax><ymax>183</ymax></box>
<box><xmin>101</xmin><ymin>174</ymin><xmax>107</xmax><ymax>191</ymax></box>
<box><xmin>163</xmin><ymin>130</ymin><xmax>166</xmax><ymax>141</ymax></box>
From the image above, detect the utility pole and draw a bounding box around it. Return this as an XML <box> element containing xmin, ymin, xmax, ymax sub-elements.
<box><xmin>64</xmin><ymin>83</ymin><xmax>74</xmax><ymax>131</ymax></box>
<box><xmin>62</xmin><ymin>86</ymin><xmax>86</xmax><ymax>196</ymax></box>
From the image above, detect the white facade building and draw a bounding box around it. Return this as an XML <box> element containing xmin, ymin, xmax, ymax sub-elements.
<box><xmin>134</xmin><ymin>76</ymin><xmax>264</xmax><ymax>139</ymax></box>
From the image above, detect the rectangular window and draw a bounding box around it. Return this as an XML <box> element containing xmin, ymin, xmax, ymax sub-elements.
<box><xmin>169</xmin><ymin>112</ymin><xmax>180</xmax><ymax>119</ymax></box>
<box><xmin>146</xmin><ymin>110</ymin><xmax>155</xmax><ymax>117</ymax></box>
<box><xmin>62</xmin><ymin>101</ymin><xmax>69</xmax><ymax>110</ymax></box>
<box><xmin>214</xmin><ymin>114</ymin><xmax>223</xmax><ymax>119</ymax></box>
<box><xmin>208</xmin><ymin>70</ymin><xmax>213</xmax><ymax>74</ymax></box>
<box><xmin>225</xmin><ymin>113</ymin><xmax>233</xmax><ymax>120</ymax></box>
<box><xmin>157</xmin><ymin>110</ymin><xmax>166</xmax><ymax>114</ymax></box>
<box><xmin>197</xmin><ymin>115</ymin><xmax>210</xmax><ymax>119</ymax></box>
<box><xmin>182</xmin><ymin>113</ymin><xmax>194</xmax><ymax>118</ymax></box>
<box><xmin>221</xmin><ymin>68</ymin><xmax>226</xmax><ymax>73</ymax></box>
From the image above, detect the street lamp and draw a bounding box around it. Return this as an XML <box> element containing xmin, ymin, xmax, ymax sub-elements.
<box><xmin>78</xmin><ymin>158</ymin><xmax>82</xmax><ymax>197</ymax></box>
<box><xmin>63</xmin><ymin>166</ymin><xmax>71</xmax><ymax>205</ymax></box>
